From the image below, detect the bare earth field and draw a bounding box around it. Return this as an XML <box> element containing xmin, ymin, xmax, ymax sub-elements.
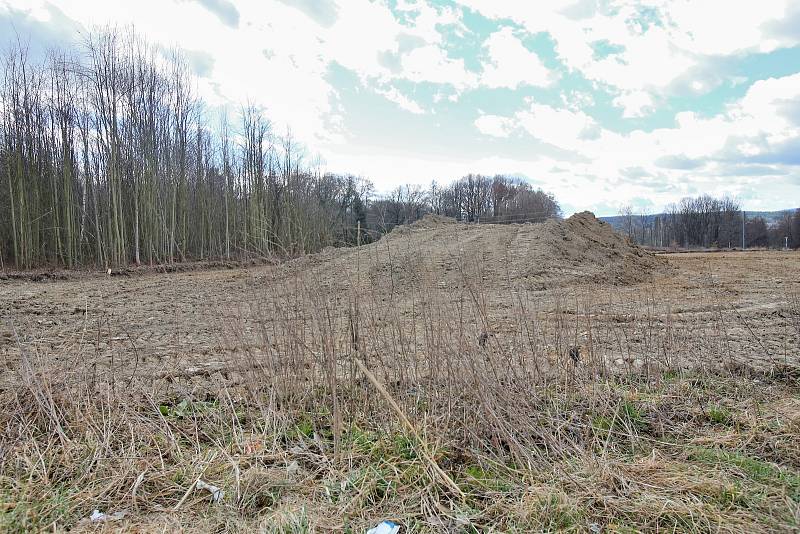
<box><xmin>1</xmin><ymin>214</ymin><xmax>799</xmax><ymax>532</ymax></box>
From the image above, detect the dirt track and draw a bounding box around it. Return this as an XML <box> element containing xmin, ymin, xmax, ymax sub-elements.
<box><xmin>1</xmin><ymin>222</ymin><xmax>799</xmax><ymax>387</ymax></box>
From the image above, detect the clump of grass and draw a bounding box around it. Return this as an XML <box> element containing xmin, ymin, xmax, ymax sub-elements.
<box><xmin>159</xmin><ymin>398</ymin><xmax>220</xmax><ymax>418</ymax></box>
<box><xmin>707</xmin><ymin>405</ymin><xmax>732</xmax><ymax>425</ymax></box>
<box><xmin>0</xmin><ymin>481</ymin><xmax>76</xmax><ymax>532</ymax></box>
<box><xmin>619</xmin><ymin>399</ymin><xmax>648</xmax><ymax>431</ymax></box>
<box><xmin>689</xmin><ymin>447</ymin><xmax>800</xmax><ymax>501</ymax></box>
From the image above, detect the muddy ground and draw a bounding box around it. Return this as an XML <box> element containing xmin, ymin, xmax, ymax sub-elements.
<box><xmin>1</xmin><ymin>243</ymin><xmax>798</xmax><ymax>387</ymax></box>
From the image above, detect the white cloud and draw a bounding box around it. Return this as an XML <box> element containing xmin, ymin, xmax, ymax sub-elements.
<box><xmin>560</xmin><ymin>90</ymin><xmax>595</xmax><ymax>111</ymax></box>
<box><xmin>461</xmin><ymin>0</ymin><xmax>800</xmax><ymax>117</ymax></box>
<box><xmin>613</xmin><ymin>90</ymin><xmax>654</xmax><ymax>118</ymax></box>
<box><xmin>583</xmin><ymin>26</ymin><xmax>695</xmax><ymax>92</ymax></box>
<box><xmin>319</xmin><ymin>1</ymin><xmax>477</xmax><ymax>107</ymax></box>
<box><xmin>665</xmin><ymin>0</ymin><xmax>792</xmax><ymax>55</ymax></box>
<box><xmin>498</xmin><ymin>103</ymin><xmax>599</xmax><ymax>150</ymax></box>
<box><xmin>395</xmin><ymin>0</ymin><xmax>466</xmax><ymax>43</ymax></box>
<box><xmin>474</xmin><ymin>114</ymin><xmax>515</xmax><ymax>137</ymax></box>
<box><xmin>2</xmin><ymin>0</ymin><xmax>51</xmax><ymax>21</ymax></box>
<box><xmin>375</xmin><ymin>87</ymin><xmax>425</xmax><ymax>114</ymax></box>
<box><xmin>467</xmin><ymin>72</ymin><xmax>800</xmax><ymax>211</ymax></box>
<box><xmin>400</xmin><ymin>44</ymin><xmax>476</xmax><ymax>88</ymax></box>
<box><xmin>480</xmin><ymin>27</ymin><xmax>551</xmax><ymax>89</ymax></box>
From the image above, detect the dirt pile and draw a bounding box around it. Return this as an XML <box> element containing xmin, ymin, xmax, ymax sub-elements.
<box><xmin>521</xmin><ymin>211</ymin><xmax>665</xmax><ymax>287</ymax></box>
<box><xmin>406</xmin><ymin>213</ymin><xmax>458</xmax><ymax>230</ymax></box>
<box><xmin>292</xmin><ymin>211</ymin><xmax>666</xmax><ymax>293</ymax></box>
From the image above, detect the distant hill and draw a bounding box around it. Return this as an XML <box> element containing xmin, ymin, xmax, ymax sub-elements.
<box><xmin>744</xmin><ymin>209</ymin><xmax>799</xmax><ymax>224</ymax></box>
<box><xmin>600</xmin><ymin>209</ymin><xmax>798</xmax><ymax>230</ymax></box>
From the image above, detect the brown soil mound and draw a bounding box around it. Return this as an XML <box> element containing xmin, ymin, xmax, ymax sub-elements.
<box><xmin>289</xmin><ymin>211</ymin><xmax>666</xmax><ymax>293</ymax></box>
<box><xmin>523</xmin><ymin>211</ymin><xmax>664</xmax><ymax>287</ymax></box>
<box><xmin>407</xmin><ymin>213</ymin><xmax>458</xmax><ymax>229</ymax></box>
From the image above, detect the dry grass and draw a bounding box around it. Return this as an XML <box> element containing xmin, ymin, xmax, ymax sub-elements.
<box><xmin>1</xmin><ymin>238</ymin><xmax>799</xmax><ymax>532</ymax></box>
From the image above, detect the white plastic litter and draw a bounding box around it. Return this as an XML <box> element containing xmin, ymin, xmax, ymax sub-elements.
<box><xmin>196</xmin><ymin>480</ymin><xmax>225</xmax><ymax>503</ymax></box>
<box><xmin>89</xmin><ymin>509</ymin><xmax>126</xmax><ymax>522</ymax></box>
<box><xmin>366</xmin><ymin>520</ymin><xmax>400</xmax><ymax>534</ymax></box>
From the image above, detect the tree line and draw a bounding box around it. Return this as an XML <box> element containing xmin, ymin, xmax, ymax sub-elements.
<box><xmin>0</xmin><ymin>30</ymin><xmax>561</xmax><ymax>270</ymax></box>
<box><xmin>618</xmin><ymin>195</ymin><xmax>800</xmax><ymax>249</ymax></box>
<box><xmin>368</xmin><ymin>175</ymin><xmax>561</xmax><ymax>233</ymax></box>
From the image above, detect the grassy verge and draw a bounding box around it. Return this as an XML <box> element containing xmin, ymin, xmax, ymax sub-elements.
<box><xmin>1</xmin><ymin>358</ymin><xmax>797</xmax><ymax>533</ymax></box>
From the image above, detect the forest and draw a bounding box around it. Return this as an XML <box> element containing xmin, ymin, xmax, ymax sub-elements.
<box><xmin>0</xmin><ymin>30</ymin><xmax>559</xmax><ymax>270</ymax></box>
<box><xmin>616</xmin><ymin>196</ymin><xmax>800</xmax><ymax>250</ymax></box>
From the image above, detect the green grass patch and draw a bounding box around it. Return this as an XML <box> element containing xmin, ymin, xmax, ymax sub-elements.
<box><xmin>158</xmin><ymin>398</ymin><xmax>219</xmax><ymax>418</ymax></box>
<box><xmin>592</xmin><ymin>415</ymin><xmax>614</xmax><ymax>435</ymax></box>
<box><xmin>619</xmin><ymin>400</ymin><xmax>646</xmax><ymax>430</ymax></box>
<box><xmin>715</xmin><ymin>483</ymin><xmax>754</xmax><ymax>509</ymax></box>
<box><xmin>662</xmin><ymin>369</ymin><xmax>681</xmax><ymax>382</ymax></box>
<box><xmin>591</xmin><ymin>400</ymin><xmax>648</xmax><ymax>439</ymax></box>
<box><xmin>0</xmin><ymin>482</ymin><xmax>77</xmax><ymax>533</ymax></box>
<box><xmin>461</xmin><ymin>465</ymin><xmax>513</xmax><ymax>493</ymax></box>
<box><xmin>689</xmin><ymin>447</ymin><xmax>800</xmax><ymax>501</ymax></box>
<box><xmin>528</xmin><ymin>493</ymin><xmax>584</xmax><ymax>531</ymax></box>
<box><xmin>706</xmin><ymin>405</ymin><xmax>732</xmax><ymax>425</ymax></box>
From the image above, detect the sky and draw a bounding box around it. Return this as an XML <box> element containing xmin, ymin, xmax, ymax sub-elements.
<box><xmin>1</xmin><ymin>0</ymin><xmax>799</xmax><ymax>216</ymax></box>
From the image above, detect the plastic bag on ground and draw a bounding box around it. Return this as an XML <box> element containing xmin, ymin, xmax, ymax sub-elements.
<box><xmin>88</xmin><ymin>509</ymin><xmax>127</xmax><ymax>523</ymax></box>
<box><xmin>196</xmin><ymin>480</ymin><xmax>224</xmax><ymax>503</ymax></box>
<box><xmin>366</xmin><ymin>520</ymin><xmax>400</xmax><ymax>534</ymax></box>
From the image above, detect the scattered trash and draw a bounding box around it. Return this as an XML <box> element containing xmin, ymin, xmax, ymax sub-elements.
<box><xmin>588</xmin><ymin>522</ymin><xmax>602</xmax><ymax>533</ymax></box>
<box><xmin>196</xmin><ymin>480</ymin><xmax>224</xmax><ymax>503</ymax></box>
<box><xmin>367</xmin><ymin>520</ymin><xmax>400</xmax><ymax>534</ymax></box>
<box><xmin>88</xmin><ymin>509</ymin><xmax>126</xmax><ymax>522</ymax></box>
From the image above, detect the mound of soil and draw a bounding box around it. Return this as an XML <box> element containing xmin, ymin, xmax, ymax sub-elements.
<box><xmin>407</xmin><ymin>213</ymin><xmax>458</xmax><ymax>229</ymax></box>
<box><xmin>522</xmin><ymin>211</ymin><xmax>664</xmax><ymax>287</ymax></box>
<box><xmin>387</xmin><ymin>213</ymin><xmax>457</xmax><ymax>237</ymax></box>
<box><xmin>290</xmin><ymin>211</ymin><xmax>666</xmax><ymax>294</ymax></box>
